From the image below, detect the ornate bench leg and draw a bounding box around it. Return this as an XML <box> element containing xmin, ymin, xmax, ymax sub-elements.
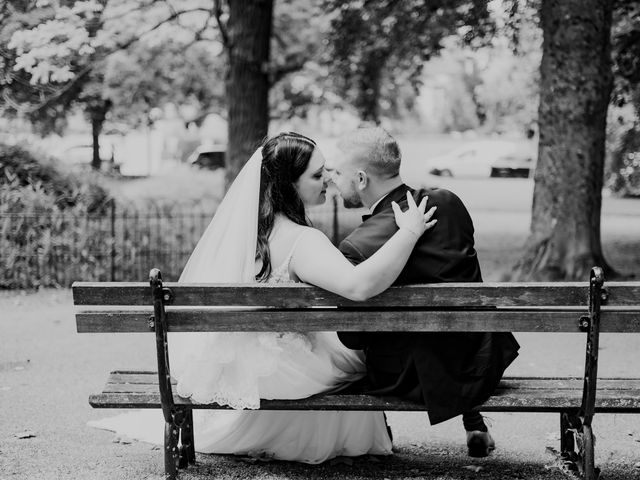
<box><xmin>560</xmin><ymin>410</ymin><xmax>581</xmax><ymax>473</ymax></box>
<box><xmin>165</xmin><ymin>420</ymin><xmax>179</xmax><ymax>480</ymax></box>
<box><xmin>182</xmin><ymin>409</ymin><xmax>196</xmax><ymax>465</ymax></box>
<box><xmin>582</xmin><ymin>425</ymin><xmax>596</xmax><ymax>480</ymax></box>
<box><xmin>178</xmin><ymin>409</ymin><xmax>195</xmax><ymax>468</ymax></box>
<box><xmin>559</xmin><ymin>411</ymin><xmax>599</xmax><ymax>480</ymax></box>
<box><xmin>560</xmin><ymin>411</ymin><xmax>575</xmax><ymax>457</ymax></box>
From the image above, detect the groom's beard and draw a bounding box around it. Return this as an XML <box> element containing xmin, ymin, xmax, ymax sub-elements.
<box><xmin>342</xmin><ymin>194</ymin><xmax>364</xmax><ymax>209</ymax></box>
<box><xmin>340</xmin><ymin>182</ymin><xmax>364</xmax><ymax>209</ymax></box>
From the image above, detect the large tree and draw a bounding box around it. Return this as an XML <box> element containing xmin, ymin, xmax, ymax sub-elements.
<box><xmin>512</xmin><ymin>0</ymin><xmax>615</xmax><ymax>280</ymax></box>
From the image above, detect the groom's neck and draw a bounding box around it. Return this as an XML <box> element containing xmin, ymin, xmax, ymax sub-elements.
<box><xmin>362</xmin><ymin>176</ymin><xmax>403</xmax><ymax>209</ymax></box>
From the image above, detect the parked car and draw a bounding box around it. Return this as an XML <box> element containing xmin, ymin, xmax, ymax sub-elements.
<box><xmin>187</xmin><ymin>144</ymin><xmax>226</xmax><ymax>170</ymax></box>
<box><xmin>427</xmin><ymin>140</ymin><xmax>535</xmax><ymax>178</ymax></box>
<box><xmin>489</xmin><ymin>153</ymin><xmax>535</xmax><ymax>178</ymax></box>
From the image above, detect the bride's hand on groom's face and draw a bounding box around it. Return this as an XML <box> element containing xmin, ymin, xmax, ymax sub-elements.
<box><xmin>391</xmin><ymin>191</ymin><xmax>437</xmax><ymax>238</ymax></box>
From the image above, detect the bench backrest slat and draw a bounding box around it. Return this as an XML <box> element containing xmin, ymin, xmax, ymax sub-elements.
<box><xmin>72</xmin><ymin>282</ymin><xmax>640</xmax><ymax>308</ymax></box>
<box><xmin>75</xmin><ymin>308</ymin><xmax>640</xmax><ymax>333</ymax></box>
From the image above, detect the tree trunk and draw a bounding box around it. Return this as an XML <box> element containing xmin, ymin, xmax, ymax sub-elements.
<box><xmin>512</xmin><ymin>0</ymin><xmax>615</xmax><ymax>281</ymax></box>
<box><xmin>225</xmin><ymin>0</ymin><xmax>273</xmax><ymax>185</ymax></box>
<box><xmin>90</xmin><ymin>109</ymin><xmax>104</xmax><ymax>171</ymax></box>
<box><xmin>86</xmin><ymin>99</ymin><xmax>111</xmax><ymax>170</ymax></box>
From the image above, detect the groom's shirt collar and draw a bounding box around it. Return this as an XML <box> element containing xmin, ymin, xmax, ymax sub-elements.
<box><xmin>369</xmin><ymin>192</ymin><xmax>391</xmax><ymax>214</ymax></box>
<box><xmin>368</xmin><ymin>184</ymin><xmax>408</xmax><ymax>214</ymax></box>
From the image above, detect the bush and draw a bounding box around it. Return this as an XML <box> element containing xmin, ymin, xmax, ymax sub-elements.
<box><xmin>0</xmin><ymin>183</ymin><xmax>113</xmax><ymax>288</ymax></box>
<box><xmin>607</xmin><ymin>125</ymin><xmax>640</xmax><ymax>197</ymax></box>
<box><xmin>0</xmin><ymin>142</ymin><xmax>111</xmax><ymax>213</ymax></box>
<box><xmin>0</xmin><ymin>142</ymin><xmax>114</xmax><ymax>288</ymax></box>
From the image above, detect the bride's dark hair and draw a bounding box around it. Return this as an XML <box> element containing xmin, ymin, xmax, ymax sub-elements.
<box><xmin>256</xmin><ymin>132</ymin><xmax>317</xmax><ymax>282</ymax></box>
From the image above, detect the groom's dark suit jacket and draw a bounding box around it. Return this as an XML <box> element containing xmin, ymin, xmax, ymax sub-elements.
<box><xmin>338</xmin><ymin>184</ymin><xmax>520</xmax><ymax>425</ymax></box>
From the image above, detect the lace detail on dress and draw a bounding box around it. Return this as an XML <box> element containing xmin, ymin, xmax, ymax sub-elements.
<box><xmin>174</xmin><ymin>331</ymin><xmax>283</xmax><ymax>409</ymax></box>
<box><xmin>171</xmin><ymin>229</ymin><xmax>312</xmax><ymax>410</ymax></box>
<box><xmin>268</xmin><ymin>229</ymin><xmax>307</xmax><ymax>284</ymax></box>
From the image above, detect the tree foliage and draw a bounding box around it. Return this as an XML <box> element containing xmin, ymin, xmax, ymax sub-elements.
<box><xmin>269</xmin><ymin>0</ymin><xmax>337</xmax><ymax>120</ymax></box>
<box><xmin>103</xmin><ymin>41</ymin><xmax>225</xmax><ymax>127</ymax></box>
<box><xmin>504</xmin><ymin>0</ymin><xmax>640</xmax><ymax>113</ymax></box>
<box><xmin>0</xmin><ymin>1</ymin><xmax>87</xmax><ymax>134</ymax></box>
<box><xmin>2</xmin><ymin>0</ymin><xmax>323</xmax><ymax>179</ymax></box>
<box><xmin>607</xmin><ymin>1</ymin><xmax>640</xmax><ymax>196</ymax></box>
<box><xmin>323</xmin><ymin>0</ymin><xmax>495</xmax><ymax>123</ymax></box>
<box><xmin>2</xmin><ymin>0</ymin><xmax>227</xmax><ymax>168</ymax></box>
<box><xmin>612</xmin><ymin>0</ymin><xmax>640</xmax><ymax>107</ymax></box>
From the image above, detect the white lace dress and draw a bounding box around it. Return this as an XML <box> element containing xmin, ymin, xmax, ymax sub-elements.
<box><xmin>88</xmin><ymin>240</ymin><xmax>393</xmax><ymax>463</ymax></box>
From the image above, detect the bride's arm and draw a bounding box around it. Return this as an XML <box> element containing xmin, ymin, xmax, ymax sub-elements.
<box><xmin>290</xmin><ymin>194</ymin><xmax>436</xmax><ymax>301</ymax></box>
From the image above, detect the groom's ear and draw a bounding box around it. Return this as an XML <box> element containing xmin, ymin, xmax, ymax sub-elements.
<box><xmin>356</xmin><ymin>170</ymin><xmax>368</xmax><ymax>190</ymax></box>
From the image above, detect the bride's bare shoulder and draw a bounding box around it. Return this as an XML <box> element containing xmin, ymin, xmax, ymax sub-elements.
<box><xmin>268</xmin><ymin>218</ymin><xmax>319</xmax><ymax>264</ymax></box>
<box><xmin>271</xmin><ymin>219</ymin><xmax>315</xmax><ymax>244</ymax></box>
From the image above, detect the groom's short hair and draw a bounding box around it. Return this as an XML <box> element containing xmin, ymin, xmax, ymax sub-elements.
<box><xmin>337</xmin><ymin>127</ymin><xmax>401</xmax><ymax>179</ymax></box>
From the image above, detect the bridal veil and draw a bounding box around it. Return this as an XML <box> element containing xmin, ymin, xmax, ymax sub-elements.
<box><xmin>169</xmin><ymin>148</ymin><xmax>273</xmax><ymax>409</ymax></box>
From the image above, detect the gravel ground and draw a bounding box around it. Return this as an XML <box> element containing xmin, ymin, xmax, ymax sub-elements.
<box><xmin>2</xmin><ymin>289</ymin><xmax>640</xmax><ymax>480</ymax></box>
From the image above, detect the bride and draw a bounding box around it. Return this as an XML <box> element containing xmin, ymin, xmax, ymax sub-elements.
<box><xmin>90</xmin><ymin>132</ymin><xmax>436</xmax><ymax>464</ymax></box>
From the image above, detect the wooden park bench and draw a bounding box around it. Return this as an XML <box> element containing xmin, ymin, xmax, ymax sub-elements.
<box><xmin>73</xmin><ymin>266</ymin><xmax>640</xmax><ymax>480</ymax></box>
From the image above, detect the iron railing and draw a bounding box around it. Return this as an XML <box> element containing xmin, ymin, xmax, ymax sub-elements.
<box><xmin>1</xmin><ymin>196</ymin><xmax>364</xmax><ymax>288</ymax></box>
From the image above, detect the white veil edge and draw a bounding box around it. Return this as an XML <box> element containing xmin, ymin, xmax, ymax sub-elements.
<box><xmin>178</xmin><ymin>147</ymin><xmax>262</xmax><ymax>283</ymax></box>
<box><xmin>169</xmin><ymin>148</ymin><xmax>263</xmax><ymax>402</ymax></box>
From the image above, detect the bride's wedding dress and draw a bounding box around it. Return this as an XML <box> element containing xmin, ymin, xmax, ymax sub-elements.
<box><xmin>89</xmin><ymin>148</ymin><xmax>392</xmax><ymax>463</ymax></box>
<box><xmin>88</xmin><ymin>233</ymin><xmax>393</xmax><ymax>463</ymax></box>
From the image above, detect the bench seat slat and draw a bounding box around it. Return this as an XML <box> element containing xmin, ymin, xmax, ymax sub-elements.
<box><xmin>76</xmin><ymin>309</ymin><xmax>640</xmax><ymax>333</ymax></box>
<box><xmin>90</xmin><ymin>373</ymin><xmax>640</xmax><ymax>413</ymax></box>
<box><xmin>72</xmin><ymin>282</ymin><xmax>640</xmax><ymax>308</ymax></box>
<box><xmin>103</xmin><ymin>372</ymin><xmax>640</xmax><ymax>391</ymax></box>
<box><xmin>100</xmin><ymin>380</ymin><xmax>640</xmax><ymax>394</ymax></box>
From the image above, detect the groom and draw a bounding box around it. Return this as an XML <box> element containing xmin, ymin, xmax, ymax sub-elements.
<box><xmin>330</xmin><ymin>127</ymin><xmax>520</xmax><ymax>457</ymax></box>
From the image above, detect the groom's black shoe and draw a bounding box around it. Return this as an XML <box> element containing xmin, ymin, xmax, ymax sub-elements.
<box><xmin>466</xmin><ymin>430</ymin><xmax>495</xmax><ymax>458</ymax></box>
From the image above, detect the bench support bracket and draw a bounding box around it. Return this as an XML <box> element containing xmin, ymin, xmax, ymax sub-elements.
<box><xmin>150</xmin><ymin>269</ymin><xmax>196</xmax><ymax>480</ymax></box>
<box><xmin>560</xmin><ymin>267</ymin><xmax>604</xmax><ymax>480</ymax></box>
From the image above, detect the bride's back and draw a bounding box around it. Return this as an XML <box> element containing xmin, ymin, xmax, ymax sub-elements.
<box><xmin>256</xmin><ymin>215</ymin><xmax>309</xmax><ymax>281</ymax></box>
